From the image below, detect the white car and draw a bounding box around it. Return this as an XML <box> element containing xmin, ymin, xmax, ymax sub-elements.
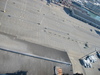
<box><xmin>86</xmin><ymin>59</ymin><xmax>92</xmax><ymax>68</ymax></box>
<box><xmin>82</xmin><ymin>59</ymin><xmax>92</xmax><ymax>68</ymax></box>
<box><xmin>88</xmin><ymin>55</ymin><xmax>97</xmax><ymax>63</ymax></box>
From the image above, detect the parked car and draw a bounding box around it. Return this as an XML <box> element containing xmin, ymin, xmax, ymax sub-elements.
<box><xmin>86</xmin><ymin>55</ymin><xmax>97</xmax><ymax>63</ymax></box>
<box><xmin>98</xmin><ymin>68</ymin><xmax>100</xmax><ymax>71</ymax></box>
<box><xmin>82</xmin><ymin>59</ymin><xmax>92</xmax><ymax>68</ymax></box>
<box><xmin>97</xmin><ymin>51</ymin><xmax>100</xmax><ymax>58</ymax></box>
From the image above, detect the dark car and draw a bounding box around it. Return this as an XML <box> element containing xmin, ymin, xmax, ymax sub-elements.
<box><xmin>97</xmin><ymin>51</ymin><xmax>100</xmax><ymax>58</ymax></box>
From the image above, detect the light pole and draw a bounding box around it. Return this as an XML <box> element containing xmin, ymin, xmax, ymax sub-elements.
<box><xmin>3</xmin><ymin>0</ymin><xmax>9</xmax><ymax>12</ymax></box>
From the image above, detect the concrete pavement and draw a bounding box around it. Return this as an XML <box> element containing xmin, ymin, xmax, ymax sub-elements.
<box><xmin>0</xmin><ymin>0</ymin><xmax>100</xmax><ymax>75</ymax></box>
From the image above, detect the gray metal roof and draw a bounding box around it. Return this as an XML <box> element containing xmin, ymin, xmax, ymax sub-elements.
<box><xmin>0</xmin><ymin>46</ymin><xmax>73</xmax><ymax>75</ymax></box>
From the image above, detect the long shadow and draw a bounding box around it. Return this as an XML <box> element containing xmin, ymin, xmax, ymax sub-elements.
<box><xmin>63</xmin><ymin>7</ymin><xmax>100</xmax><ymax>29</ymax></box>
<box><xmin>95</xmin><ymin>30</ymin><xmax>100</xmax><ymax>36</ymax></box>
<box><xmin>63</xmin><ymin>7</ymin><xmax>87</xmax><ymax>22</ymax></box>
<box><xmin>63</xmin><ymin>7</ymin><xmax>72</xmax><ymax>16</ymax></box>
<box><xmin>63</xmin><ymin>7</ymin><xmax>85</xmax><ymax>22</ymax></box>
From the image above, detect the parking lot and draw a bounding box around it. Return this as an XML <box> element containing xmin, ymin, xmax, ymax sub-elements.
<box><xmin>0</xmin><ymin>0</ymin><xmax>100</xmax><ymax>75</ymax></box>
